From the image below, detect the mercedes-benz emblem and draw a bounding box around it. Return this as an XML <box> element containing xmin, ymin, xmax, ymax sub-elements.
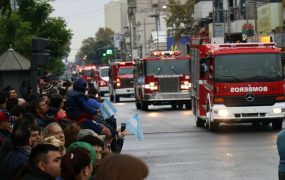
<box><xmin>245</xmin><ymin>92</ymin><xmax>254</xmax><ymax>102</ymax></box>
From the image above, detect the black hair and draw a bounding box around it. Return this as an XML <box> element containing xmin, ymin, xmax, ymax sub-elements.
<box><xmin>61</xmin><ymin>148</ymin><xmax>91</xmax><ymax>180</ymax></box>
<box><xmin>4</xmin><ymin>86</ymin><xmax>16</xmax><ymax>98</ymax></box>
<box><xmin>80</xmin><ymin>135</ymin><xmax>104</xmax><ymax>149</ymax></box>
<box><xmin>6</xmin><ymin>98</ymin><xmax>19</xmax><ymax>112</ymax></box>
<box><xmin>10</xmin><ymin>104</ymin><xmax>26</xmax><ymax>117</ymax></box>
<box><xmin>50</xmin><ymin>94</ymin><xmax>63</xmax><ymax>108</ymax></box>
<box><xmin>29</xmin><ymin>144</ymin><xmax>60</xmax><ymax>166</ymax></box>
<box><xmin>29</xmin><ymin>98</ymin><xmax>44</xmax><ymax>114</ymax></box>
<box><xmin>19</xmin><ymin>112</ymin><xmax>36</xmax><ymax>126</ymax></box>
<box><xmin>30</xmin><ymin>125</ymin><xmax>41</xmax><ymax>133</ymax></box>
<box><xmin>11</xmin><ymin>124</ymin><xmax>31</xmax><ymax>147</ymax></box>
<box><xmin>0</xmin><ymin>91</ymin><xmax>6</xmax><ymax>104</ymax></box>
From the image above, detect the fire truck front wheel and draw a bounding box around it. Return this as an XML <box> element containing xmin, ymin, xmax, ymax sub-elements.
<box><xmin>272</xmin><ymin>119</ymin><xmax>283</xmax><ymax>130</ymax></box>
<box><xmin>196</xmin><ymin>118</ymin><xmax>205</xmax><ymax>128</ymax></box>
<box><xmin>136</xmin><ymin>100</ymin><xmax>141</xmax><ymax>109</ymax></box>
<box><xmin>206</xmin><ymin>110</ymin><xmax>218</xmax><ymax>131</ymax></box>
<box><xmin>110</xmin><ymin>95</ymin><xmax>114</xmax><ymax>102</ymax></box>
<box><xmin>185</xmin><ymin>103</ymin><xmax>192</xmax><ymax>110</ymax></box>
<box><xmin>114</xmin><ymin>95</ymin><xmax>120</xmax><ymax>103</ymax></box>
<box><xmin>209</xmin><ymin>121</ymin><xmax>219</xmax><ymax>132</ymax></box>
<box><xmin>141</xmin><ymin>101</ymin><xmax>148</xmax><ymax>111</ymax></box>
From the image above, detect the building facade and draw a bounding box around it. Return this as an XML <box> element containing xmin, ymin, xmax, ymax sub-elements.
<box><xmin>105</xmin><ymin>0</ymin><xmax>130</xmax><ymax>60</ymax></box>
<box><xmin>192</xmin><ymin>0</ymin><xmax>284</xmax><ymax>43</ymax></box>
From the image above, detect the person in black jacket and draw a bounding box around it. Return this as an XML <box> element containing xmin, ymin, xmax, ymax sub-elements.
<box><xmin>21</xmin><ymin>144</ymin><xmax>61</xmax><ymax>180</ymax></box>
<box><xmin>0</xmin><ymin>124</ymin><xmax>31</xmax><ymax>180</ymax></box>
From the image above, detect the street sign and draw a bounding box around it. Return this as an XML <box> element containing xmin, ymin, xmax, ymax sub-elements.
<box><xmin>214</xmin><ymin>23</ymin><xmax>224</xmax><ymax>37</ymax></box>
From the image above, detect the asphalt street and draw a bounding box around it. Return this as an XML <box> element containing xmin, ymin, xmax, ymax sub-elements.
<box><xmin>108</xmin><ymin>97</ymin><xmax>280</xmax><ymax>180</ymax></box>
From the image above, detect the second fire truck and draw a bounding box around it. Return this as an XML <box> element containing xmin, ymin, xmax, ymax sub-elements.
<box><xmin>108</xmin><ymin>61</ymin><xmax>135</xmax><ymax>102</ymax></box>
<box><xmin>94</xmin><ymin>66</ymin><xmax>109</xmax><ymax>96</ymax></box>
<box><xmin>134</xmin><ymin>51</ymin><xmax>192</xmax><ymax>111</ymax></box>
<box><xmin>191</xmin><ymin>43</ymin><xmax>285</xmax><ymax>131</ymax></box>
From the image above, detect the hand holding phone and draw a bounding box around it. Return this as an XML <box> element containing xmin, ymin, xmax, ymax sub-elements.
<box><xmin>121</xmin><ymin>123</ymin><xmax>126</xmax><ymax>132</ymax></box>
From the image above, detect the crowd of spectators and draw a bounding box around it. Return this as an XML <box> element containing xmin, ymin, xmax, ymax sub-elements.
<box><xmin>0</xmin><ymin>77</ymin><xmax>148</xmax><ymax>180</ymax></box>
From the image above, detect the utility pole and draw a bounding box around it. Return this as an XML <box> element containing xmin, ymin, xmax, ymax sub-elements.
<box><xmin>130</xmin><ymin>22</ymin><xmax>134</xmax><ymax>61</ymax></box>
<box><xmin>212</xmin><ymin>0</ymin><xmax>216</xmax><ymax>38</ymax></box>
<box><xmin>144</xmin><ymin>17</ymin><xmax>147</xmax><ymax>57</ymax></box>
<box><xmin>151</xmin><ymin>5</ymin><xmax>159</xmax><ymax>50</ymax></box>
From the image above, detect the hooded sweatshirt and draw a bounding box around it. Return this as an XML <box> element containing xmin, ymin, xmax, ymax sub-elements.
<box><xmin>65</xmin><ymin>78</ymin><xmax>97</xmax><ymax>121</ymax></box>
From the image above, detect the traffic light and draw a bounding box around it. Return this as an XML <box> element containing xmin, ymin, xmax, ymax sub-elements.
<box><xmin>32</xmin><ymin>37</ymin><xmax>50</xmax><ymax>67</ymax></box>
<box><xmin>103</xmin><ymin>53</ymin><xmax>106</xmax><ymax>57</ymax></box>
<box><xmin>106</xmin><ymin>49</ymin><xmax>112</xmax><ymax>55</ymax></box>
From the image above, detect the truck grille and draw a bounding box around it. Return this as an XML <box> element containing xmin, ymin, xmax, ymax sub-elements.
<box><xmin>120</xmin><ymin>78</ymin><xmax>133</xmax><ymax>88</ymax></box>
<box><xmin>159</xmin><ymin>78</ymin><xmax>179</xmax><ymax>92</ymax></box>
<box><xmin>223</xmin><ymin>95</ymin><xmax>276</xmax><ymax>107</ymax></box>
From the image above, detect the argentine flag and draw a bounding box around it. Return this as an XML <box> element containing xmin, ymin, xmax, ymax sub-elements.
<box><xmin>99</xmin><ymin>99</ymin><xmax>117</xmax><ymax>120</ymax></box>
<box><xmin>126</xmin><ymin>114</ymin><xmax>144</xmax><ymax>142</ymax></box>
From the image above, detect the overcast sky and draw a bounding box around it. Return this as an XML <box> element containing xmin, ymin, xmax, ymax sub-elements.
<box><xmin>50</xmin><ymin>0</ymin><xmax>111</xmax><ymax>62</ymax></box>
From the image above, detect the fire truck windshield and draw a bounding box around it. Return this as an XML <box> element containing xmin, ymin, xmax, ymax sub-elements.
<box><xmin>100</xmin><ymin>68</ymin><xmax>109</xmax><ymax>77</ymax></box>
<box><xmin>118</xmin><ymin>67</ymin><xmax>134</xmax><ymax>75</ymax></box>
<box><xmin>84</xmin><ymin>70</ymin><xmax>92</xmax><ymax>76</ymax></box>
<box><xmin>145</xmin><ymin>59</ymin><xmax>190</xmax><ymax>75</ymax></box>
<box><xmin>214</xmin><ymin>53</ymin><xmax>283</xmax><ymax>82</ymax></box>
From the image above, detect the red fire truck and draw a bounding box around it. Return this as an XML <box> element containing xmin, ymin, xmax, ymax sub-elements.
<box><xmin>77</xmin><ymin>65</ymin><xmax>96</xmax><ymax>81</ymax></box>
<box><xmin>94</xmin><ymin>66</ymin><xmax>109</xmax><ymax>96</ymax></box>
<box><xmin>191</xmin><ymin>43</ymin><xmax>285</xmax><ymax>131</ymax></box>
<box><xmin>108</xmin><ymin>61</ymin><xmax>134</xmax><ymax>102</ymax></box>
<box><xmin>134</xmin><ymin>51</ymin><xmax>192</xmax><ymax>111</ymax></box>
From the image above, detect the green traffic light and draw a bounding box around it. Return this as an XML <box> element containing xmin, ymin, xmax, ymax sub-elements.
<box><xmin>106</xmin><ymin>49</ymin><xmax>112</xmax><ymax>55</ymax></box>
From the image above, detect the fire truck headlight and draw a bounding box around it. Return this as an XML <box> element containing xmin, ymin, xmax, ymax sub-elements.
<box><xmin>144</xmin><ymin>82</ymin><xmax>158</xmax><ymax>90</ymax></box>
<box><xmin>217</xmin><ymin>109</ymin><xmax>228</xmax><ymax>117</ymax></box>
<box><xmin>149</xmin><ymin>82</ymin><xmax>158</xmax><ymax>90</ymax></box>
<box><xmin>116</xmin><ymin>82</ymin><xmax>121</xmax><ymax>87</ymax></box>
<box><xmin>273</xmin><ymin>108</ymin><xmax>282</xmax><ymax>114</ymax></box>
<box><xmin>181</xmin><ymin>81</ymin><xmax>190</xmax><ymax>90</ymax></box>
<box><xmin>143</xmin><ymin>84</ymin><xmax>150</xmax><ymax>89</ymax></box>
<box><xmin>100</xmin><ymin>81</ymin><xmax>106</xmax><ymax>86</ymax></box>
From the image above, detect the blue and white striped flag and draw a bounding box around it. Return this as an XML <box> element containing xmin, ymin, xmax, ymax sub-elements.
<box><xmin>126</xmin><ymin>114</ymin><xmax>144</xmax><ymax>142</ymax></box>
<box><xmin>99</xmin><ymin>99</ymin><xmax>117</xmax><ymax>120</ymax></box>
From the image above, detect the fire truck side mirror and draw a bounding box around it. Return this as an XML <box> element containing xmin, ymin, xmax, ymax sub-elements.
<box><xmin>209</xmin><ymin>65</ymin><xmax>213</xmax><ymax>73</ymax></box>
<box><xmin>108</xmin><ymin>69</ymin><xmax>112</xmax><ymax>77</ymax></box>
<box><xmin>95</xmin><ymin>71</ymin><xmax>99</xmax><ymax>77</ymax></box>
<box><xmin>200</xmin><ymin>63</ymin><xmax>208</xmax><ymax>78</ymax></box>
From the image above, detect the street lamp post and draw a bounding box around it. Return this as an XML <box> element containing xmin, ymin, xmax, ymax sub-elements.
<box><xmin>253</xmin><ymin>0</ymin><xmax>258</xmax><ymax>35</ymax></box>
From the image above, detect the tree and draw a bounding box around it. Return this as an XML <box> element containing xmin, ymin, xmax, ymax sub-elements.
<box><xmin>0</xmin><ymin>0</ymin><xmax>11</xmax><ymax>16</ymax></box>
<box><xmin>38</xmin><ymin>17</ymin><xmax>72</xmax><ymax>75</ymax></box>
<box><xmin>164</xmin><ymin>0</ymin><xmax>194</xmax><ymax>42</ymax></box>
<box><xmin>0</xmin><ymin>0</ymin><xmax>72</xmax><ymax>75</ymax></box>
<box><xmin>17</xmin><ymin>0</ymin><xmax>53</xmax><ymax>32</ymax></box>
<box><xmin>94</xmin><ymin>27</ymin><xmax>115</xmax><ymax>65</ymax></box>
<box><xmin>77</xmin><ymin>27</ymin><xmax>114</xmax><ymax>65</ymax></box>
<box><xmin>77</xmin><ymin>37</ymin><xmax>97</xmax><ymax>63</ymax></box>
<box><xmin>0</xmin><ymin>12</ymin><xmax>32</xmax><ymax>57</ymax></box>
<box><xmin>95</xmin><ymin>27</ymin><xmax>114</xmax><ymax>44</ymax></box>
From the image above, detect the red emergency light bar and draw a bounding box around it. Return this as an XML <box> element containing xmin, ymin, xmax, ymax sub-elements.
<box><xmin>83</xmin><ymin>65</ymin><xmax>96</xmax><ymax>70</ymax></box>
<box><xmin>152</xmin><ymin>51</ymin><xmax>181</xmax><ymax>57</ymax></box>
<box><xmin>219</xmin><ymin>42</ymin><xmax>276</xmax><ymax>49</ymax></box>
